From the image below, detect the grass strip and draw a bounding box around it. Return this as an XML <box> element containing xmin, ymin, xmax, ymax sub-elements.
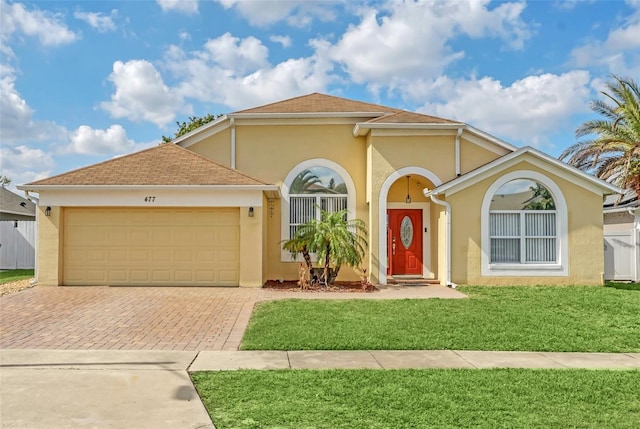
<box><xmin>242</xmin><ymin>286</ymin><xmax>640</xmax><ymax>352</ymax></box>
<box><xmin>0</xmin><ymin>269</ymin><xmax>34</xmax><ymax>284</ymax></box>
<box><xmin>192</xmin><ymin>368</ymin><xmax>640</xmax><ymax>429</ymax></box>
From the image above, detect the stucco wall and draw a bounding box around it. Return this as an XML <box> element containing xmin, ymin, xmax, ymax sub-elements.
<box><xmin>235</xmin><ymin>122</ymin><xmax>368</xmax><ymax>282</ymax></box>
<box><xmin>36</xmin><ymin>205</ymin><xmax>62</xmax><ymax>286</ymax></box>
<box><xmin>188</xmin><ymin>128</ymin><xmax>232</xmax><ymax>168</ymax></box>
<box><xmin>447</xmin><ymin>160</ymin><xmax>605</xmax><ymax>285</ymax></box>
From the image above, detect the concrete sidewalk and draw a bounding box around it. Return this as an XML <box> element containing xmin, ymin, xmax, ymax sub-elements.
<box><xmin>188</xmin><ymin>350</ymin><xmax>640</xmax><ymax>371</ymax></box>
<box><xmin>2</xmin><ymin>349</ymin><xmax>639</xmax><ymax>429</ymax></box>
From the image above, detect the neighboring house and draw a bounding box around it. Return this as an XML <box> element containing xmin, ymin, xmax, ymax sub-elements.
<box><xmin>0</xmin><ymin>187</ymin><xmax>36</xmax><ymax>270</ymax></box>
<box><xmin>0</xmin><ymin>187</ymin><xmax>36</xmax><ymax>221</ymax></box>
<box><xmin>19</xmin><ymin>93</ymin><xmax>620</xmax><ymax>287</ymax></box>
<box><xmin>603</xmin><ymin>190</ymin><xmax>639</xmax><ymax>282</ymax></box>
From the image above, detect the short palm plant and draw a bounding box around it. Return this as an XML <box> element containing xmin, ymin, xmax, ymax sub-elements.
<box><xmin>283</xmin><ymin>208</ymin><xmax>368</xmax><ymax>285</ymax></box>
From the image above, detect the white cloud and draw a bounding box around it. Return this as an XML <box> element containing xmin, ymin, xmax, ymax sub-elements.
<box><xmin>100</xmin><ymin>60</ymin><xmax>188</xmax><ymax>127</ymax></box>
<box><xmin>216</xmin><ymin>0</ymin><xmax>337</xmax><ymax>27</ymax></box>
<box><xmin>417</xmin><ymin>71</ymin><xmax>592</xmax><ymax>148</ymax></box>
<box><xmin>570</xmin><ymin>0</ymin><xmax>640</xmax><ymax>75</ymax></box>
<box><xmin>64</xmin><ymin>125</ymin><xmax>140</xmax><ymax>155</ymax></box>
<box><xmin>0</xmin><ymin>145</ymin><xmax>54</xmax><ymax>187</ymax></box>
<box><xmin>164</xmin><ymin>37</ymin><xmax>334</xmax><ymax>109</ymax></box>
<box><xmin>200</xmin><ymin>33</ymin><xmax>269</xmax><ymax>74</ymax></box>
<box><xmin>0</xmin><ymin>0</ymin><xmax>77</xmax><ymax>52</ymax></box>
<box><xmin>328</xmin><ymin>0</ymin><xmax>532</xmax><ymax>93</ymax></box>
<box><xmin>0</xmin><ymin>67</ymin><xmax>67</xmax><ymax>145</ymax></box>
<box><xmin>156</xmin><ymin>0</ymin><xmax>198</xmax><ymax>15</ymax></box>
<box><xmin>74</xmin><ymin>9</ymin><xmax>117</xmax><ymax>33</ymax></box>
<box><xmin>270</xmin><ymin>35</ymin><xmax>292</xmax><ymax>48</ymax></box>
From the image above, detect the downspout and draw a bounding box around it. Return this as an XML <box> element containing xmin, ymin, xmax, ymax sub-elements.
<box><xmin>455</xmin><ymin>127</ymin><xmax>463</xmax><ymax>177</ymax></box>
<box><xmin>230</xmin><ymin>117</ymin><xmax>236</xmax><ymax>169</ymax></box>
<box><xmin>425</xmin><ymin>190</ymin><xmax>456</xmax><ymax>288</ymax></box>
<box><xmin>24</xmin><ymin>190</ymin><xmax>38</xmax><ymax>285</ymax></box>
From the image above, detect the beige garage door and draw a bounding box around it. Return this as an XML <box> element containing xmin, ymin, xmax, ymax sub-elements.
<box><xmin>63</xmin><ymin>208</ymin><xmax>239</xmax><ymax>286</ymax></box>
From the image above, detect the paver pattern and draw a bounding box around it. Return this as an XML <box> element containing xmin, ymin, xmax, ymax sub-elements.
<box><xmin>0</xmin><ymin>285</ymin><xmax>464</xmax><ymax>351</ymax></box>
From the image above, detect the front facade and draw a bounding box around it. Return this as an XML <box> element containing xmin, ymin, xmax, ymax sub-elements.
<box><xmin>20</xmin><ymin>93</ymin><xmax>619</xmax><ymax>287</ymax></box>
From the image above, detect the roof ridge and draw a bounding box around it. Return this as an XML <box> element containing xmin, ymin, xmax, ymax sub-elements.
<box><xmin>232</xmin><ymin>92</ymin><xmax>323</xmax><ymax>114</ymax></box>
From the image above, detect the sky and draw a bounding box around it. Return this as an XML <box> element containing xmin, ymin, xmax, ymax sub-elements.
<box><xmin>1</xmin><ymin>0</ymin><xmax>639</xmax><ymax>192</ymax></box>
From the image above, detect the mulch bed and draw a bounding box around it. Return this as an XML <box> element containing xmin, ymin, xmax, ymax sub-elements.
<box><xmin>263</xmin><ymin>279</ymin><xmax>378</xmax><ymax>293</ymax></box>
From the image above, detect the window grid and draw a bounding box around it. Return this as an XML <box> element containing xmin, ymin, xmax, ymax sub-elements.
<box><xmin>490</xmin><ymin>210</ymin><xmax>557</xmax><ymax>264</ymax></box>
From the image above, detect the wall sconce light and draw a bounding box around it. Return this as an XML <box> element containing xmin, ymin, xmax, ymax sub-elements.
<box><xmin>405</xmin><ymin>176</ymin><xmax>412</xmax><ymax>204</ymax></box>
<box><xmin>248</xmin><ymin>207</ymin><xmax>254</xmax><ymax>217</ymax></box>
<box><xmin>268</xmin><ymin>198</ymin><xmax>274</xmax><ymax>218</ymax></box>
<box><xmin>45</xmin><ymin>206</ymin><xmax>52</xmax><ymax>217</ymax></box>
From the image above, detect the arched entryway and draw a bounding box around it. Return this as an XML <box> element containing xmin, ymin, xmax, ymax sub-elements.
<box><xmin>378</xmin><ymin>167</ymin><xmax>442</xmax><ymax>284</ymax></box>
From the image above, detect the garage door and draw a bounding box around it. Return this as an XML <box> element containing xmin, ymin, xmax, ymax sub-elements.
<box><xmin>63</xmin><ymin>208</ymin><xmax>239</xmax><ymax>286</ymax></box>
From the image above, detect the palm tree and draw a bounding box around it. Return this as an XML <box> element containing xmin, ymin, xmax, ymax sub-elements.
<box><xmin>560</xmin><ymin>75</ymin><xmax>640</xmax><ymax>196</ymax></box>
<box><xmin>290</xmin><ymin>170</ymin><xmax>321</xmax><ymax>194</ymax></box>
<box><xmin>283</xmin><ymin>208</ymin><xmax>368</xmax><ymax>285</ymax></box>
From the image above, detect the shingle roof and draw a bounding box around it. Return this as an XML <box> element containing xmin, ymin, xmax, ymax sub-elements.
<box><xmin>604</xmin><ymin>189</ymin><xmax>638</xmax><ymax>209</ymax></box>
<box><xmin>366</xmin><ymin>111</ymin><xmax>457</xmax><ymax>124</ymax></box>
<box><xmin>233</xmin><ymin>92</ymin><xmax>399</xmax><ymax>115</ymax></box>
<box><xmin>25</xmin><ymin>143</ymin><xmax>271</xmax><ymax>186</ymax></box>
<box><xmin>0</xmin><ymin>187</ymin><xmax>36</xmax><ymax>216</ymax></box>
<box><xmin>233</xmin><ymin>92</ymin><xmax>458</xmax><ymax>125</ymax></box>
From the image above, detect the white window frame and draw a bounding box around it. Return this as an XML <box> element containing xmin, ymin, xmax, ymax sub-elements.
<box><xmin>280</xmin><ymin>159</ymin><xmax>356</xmax><ymax>262</ymax></box>
<box><xmin>481</xmin><ymin>170</ymin><xmax>568</xmax><ymax>276</ymax></box>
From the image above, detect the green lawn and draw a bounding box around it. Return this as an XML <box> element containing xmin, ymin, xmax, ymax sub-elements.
<box><xmin>242</xmin><ymin>286</ymin><xmax>640</xmax><ymax>352</ymax></box>
<box><xmin>0</xmin><ymin>269</ymin><xmax>34</xmax><ymax>284</ymax></box>
<box><xmin>192</xmin><ymin>369</ymin><xmax>640</xmax><ymax>429</ymax></box>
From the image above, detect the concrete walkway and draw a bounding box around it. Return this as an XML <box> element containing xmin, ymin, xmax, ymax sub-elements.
<box><xmin>2</xmin><ymin>349</ymin><xmax>638</xmax><ymax>428</ymax></box>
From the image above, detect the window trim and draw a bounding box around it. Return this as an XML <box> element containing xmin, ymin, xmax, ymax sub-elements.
<box><xmin>481</xmin><ymin>170</ymin><xmax>568</xmax><ymax>276</ymax></box>
<box><xmin>280</xmin><ymin>159</ymin><xmax>356</xmax><ymax>262</ymax></box>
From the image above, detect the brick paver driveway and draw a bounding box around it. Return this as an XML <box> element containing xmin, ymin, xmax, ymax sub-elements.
<box><xmin>0</xmin><ymin>287</ymin><xmax>264</xmax><ymax>351</ymax></box>
<box><xmin>0</xmin><ymin>285</ymin><xmax>464</xmax><ymax>351</ymax></box>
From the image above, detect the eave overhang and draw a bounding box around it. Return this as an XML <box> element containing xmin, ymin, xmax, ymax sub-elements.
<box><xmin>424</xmin><ymin>146</ymin><xmax>621</xmax><ymax>197</ymax></box>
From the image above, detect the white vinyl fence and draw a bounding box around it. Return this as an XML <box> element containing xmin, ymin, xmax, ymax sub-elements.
<box><xmin>0</xmin><ymin>221</ymin><xmax>36</xmax><ymax>269</ymax></box>
<box><xmin>604</xmin><ymin>229</ymin><xmax>639</xmax><ymax>282</ymax></box>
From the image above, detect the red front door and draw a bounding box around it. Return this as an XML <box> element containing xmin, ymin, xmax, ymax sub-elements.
<box><xmin>388</xmin><ymin>209</ymin><xmax>423</xmax><ymax>276</ymax></box>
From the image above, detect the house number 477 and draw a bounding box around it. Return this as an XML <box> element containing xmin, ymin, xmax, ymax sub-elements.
<box><xmin>144</xmin><ymin>196</ymin><xmax>156</xmax><ymax>202</ymax></box>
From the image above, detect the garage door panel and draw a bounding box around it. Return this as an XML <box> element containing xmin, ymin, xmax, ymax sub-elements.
<box><xmin>63</xmin><ymin>208</ymin><xmax>240</xmax><ymax>286</ymax></box>
<box><xmin>109</xmin><ymin>271</ymin><xmax>127</xmax><ymax>282</ymax></box>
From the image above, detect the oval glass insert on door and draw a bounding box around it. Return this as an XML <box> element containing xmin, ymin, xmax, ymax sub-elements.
<box><xmin>400</xmin><ymin>216</ymin><xmax>413</xmax><ymax>249</ymax></box>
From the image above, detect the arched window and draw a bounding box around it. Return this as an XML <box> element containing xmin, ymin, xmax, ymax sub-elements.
<box><xmin>481</xmin><ymin>171</ymin><xmax>568</xmax><ymax>276</ymax></box>
<box><xmin>281</xmin><ymin>159</ymin><xmax>356</xmax><ymax>261</ymax></box>
<box><xmin>289</xmin><ymin>166</ymin><xmax>348</xmax><ymax>237</ymax></box>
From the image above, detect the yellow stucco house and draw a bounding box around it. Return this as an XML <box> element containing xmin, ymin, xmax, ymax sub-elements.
<box><xmin>19</xmin><ymin>93</ymin><xmax>620</xmax><ymax>287</ymax></box>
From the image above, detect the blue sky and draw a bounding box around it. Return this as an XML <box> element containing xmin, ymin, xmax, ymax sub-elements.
<box><xmin>1</xmin><ymin>0</ymin><xmax>639</xmax><ymax>191</ymax></box>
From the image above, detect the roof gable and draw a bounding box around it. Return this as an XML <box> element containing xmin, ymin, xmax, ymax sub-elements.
<box><xmin>428</xmin><ymin>146</ymin><xmax>621</xmax><ymax>197</ymax></box>
<box><xmin>232</xmin><ymin>92</ymin><xmax>400</xmax><ymax>115</ymax></box>
<box><xmin>23</xmin><ymin>144</ymin><xmax>271</xmax><ymax>187</ymax></box>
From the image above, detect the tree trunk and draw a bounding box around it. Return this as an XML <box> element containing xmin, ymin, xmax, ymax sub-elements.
<box><xmin>323</xmin><ymin>244</ymin><xmax>331</xmax><ymax>286</ymax></box>
<box><xmin>301</xmin><ymin>246</ymin><xmax>313</xmax><ymax>271</ymax></box>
